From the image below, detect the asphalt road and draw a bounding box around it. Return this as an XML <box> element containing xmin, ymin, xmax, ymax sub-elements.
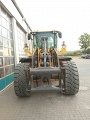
<box><xmin>0</xmin><ymin>57</ymin><xmax>90</xmax><ymax>120</ymax></box>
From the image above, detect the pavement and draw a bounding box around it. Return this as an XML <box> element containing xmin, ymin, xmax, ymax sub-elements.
<box><xmin>0</xmin><ymin>57</ymin><xmax>90</xmax><ymax>120</ymax></box>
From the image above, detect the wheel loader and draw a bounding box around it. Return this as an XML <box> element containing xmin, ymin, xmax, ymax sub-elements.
<box><xmin>14</xmin><ymin>30</ymin><xmax>79</xmax><ymax>97</ymax></box>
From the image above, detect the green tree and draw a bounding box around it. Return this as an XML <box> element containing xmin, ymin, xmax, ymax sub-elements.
<box><xmin>78</xmin><ymin>33</ymin><xmax>90</xmax><ymax>50</ymax></box>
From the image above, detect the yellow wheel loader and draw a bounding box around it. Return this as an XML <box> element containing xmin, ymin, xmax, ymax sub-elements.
<box><xmin>14</xmin><ymin>31</ymin><xmax>79</xmax><ymax>97</ymax></box>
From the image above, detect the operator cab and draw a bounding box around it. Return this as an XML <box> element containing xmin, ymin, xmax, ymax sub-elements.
<box><xmin>28</xmin><ymin>31</ymin><xmax>62</xmax><ymax>50</ymax></box>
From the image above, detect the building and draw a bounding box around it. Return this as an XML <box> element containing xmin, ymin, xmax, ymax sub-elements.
<box><xmin>0</xmin><ymin>0</ymin><xmax>31</xmax><ymax>91</ymax></box>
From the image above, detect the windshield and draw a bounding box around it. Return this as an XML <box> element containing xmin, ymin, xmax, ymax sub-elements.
<box><xmin>47</xmin><ymin>37</ymin><xmax>54</xmax><ymax>48</ymax></box>
<box><xmin>37</xmin><ymin>36</ymin><xmax>54</xmax><ymax>48</ymax></box>
<box><xmin>33</xmin><ymin>32</ymin><xmax>55</xmax><ymax>49</ymax></box>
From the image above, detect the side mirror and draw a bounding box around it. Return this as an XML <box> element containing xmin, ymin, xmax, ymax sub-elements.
<box><xmin>58</xmin><ymin>32</ymin><xmax>62</xmax><ymax>38</ymax></box>
<box><xmin>28</xmin><ymin>33</ymin><xmax>31</xmax><ymax>40</ymax></box>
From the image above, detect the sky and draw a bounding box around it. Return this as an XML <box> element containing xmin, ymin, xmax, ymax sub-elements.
<box><xmin>15</xmin><ymin>0</ymin><xmax>90</xmax><ymax>51</ymax></box>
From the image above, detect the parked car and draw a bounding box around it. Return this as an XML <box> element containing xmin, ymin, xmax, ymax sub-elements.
<box><xmin>81</xmin><ymin>54</ymin><xmax>86</xmax><ymax>58</ymax></box>
<box><xmin>85</xmin><ymin>54</ymin><xmax>90</xmax><ymax>59</ymax></box>
<box><xmin>81</xmin><ymin>54</ymin><xmax>90</xmax><ymax>59</ymax></box>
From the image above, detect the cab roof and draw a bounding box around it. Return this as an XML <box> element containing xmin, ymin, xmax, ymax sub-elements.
<box><xmin>30</xmin><ymin>30</ymin><xmax>61</xmax><ymax>34</ymax></box>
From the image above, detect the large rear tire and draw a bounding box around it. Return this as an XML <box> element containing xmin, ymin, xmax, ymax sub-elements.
<box><xmin>61</xmin><ymin>61</ymin><xmax>79</xmax><ymax>95</ymax></box>
<box><xmin>14</xmin><ymin>63</ymin><xmax>31</xmax><ymax>97</ymax></box>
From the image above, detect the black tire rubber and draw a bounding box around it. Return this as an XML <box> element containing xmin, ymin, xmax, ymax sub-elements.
<box><xmin>14</xmin><ymin>63</ymin><xmax>31</xmax><ymax>97</ymax></box>
<box><xmin>61</xmin><ymin>61</ymin><xmax>79</xmax><ymax>95</ymax></box>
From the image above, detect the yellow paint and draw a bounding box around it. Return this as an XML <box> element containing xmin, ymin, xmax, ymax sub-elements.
<box><xmin>57</xmin><ymin>48</ymin><xmax>66</xmax><ymax>55</ymax></box>
<box><xmin>24</xmin><ymin>49</ymin><xmax>32</xmax><ymax>56</ymax></box>
<box><xmin>38</xmin><ymin>48</ymin><xmax>40</xmax><ymax>67</ymax></box>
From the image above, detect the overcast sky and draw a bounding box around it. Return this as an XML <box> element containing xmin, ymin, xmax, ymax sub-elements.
<box><xmin>15</xmin><ymin>0</ymin><xmax>90</xmax><ymax>51</ymax></box>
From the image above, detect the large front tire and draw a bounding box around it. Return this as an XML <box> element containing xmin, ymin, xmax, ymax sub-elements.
<box><xmin>14</xmin><ymin>63</ymin><xmax>31</xmax><ymax>97</ymax></box>
<box><xmin>61</xmin><ymin>61</ymin><xmax>79</xmax><ymax>95</ymax></box>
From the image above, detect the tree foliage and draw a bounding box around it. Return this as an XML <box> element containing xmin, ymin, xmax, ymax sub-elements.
<box><xmin>78</xmin><ymin>33</ymin><xmax>90</xmax><ymax>50</ymax></box>
<box><xmin>63</xmin><ymin>50</ymin><xmax>82</xmax><ymax>56</ymax></box>
<box><xmin>82</xmin><ymin>48</ymin><xmax>90</xmax><ymax>54</ymax></box>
